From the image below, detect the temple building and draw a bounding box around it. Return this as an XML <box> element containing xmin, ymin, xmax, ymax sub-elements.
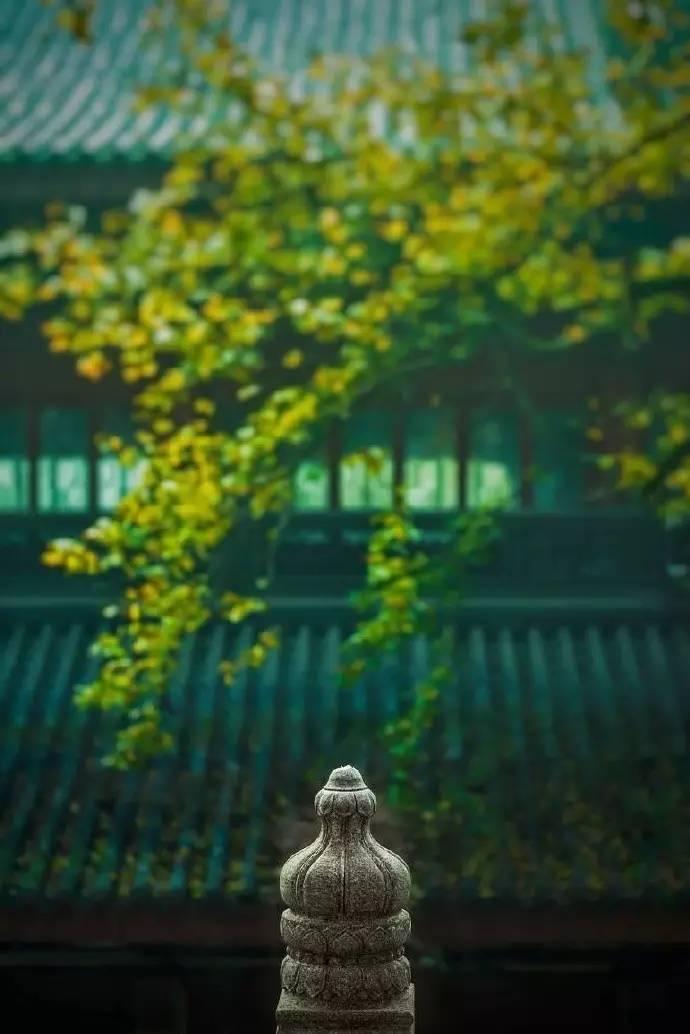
<box><xmin>1</xmin><ymin>2</ymin><xmax>690</xmax><ymax>1031</ymax></box>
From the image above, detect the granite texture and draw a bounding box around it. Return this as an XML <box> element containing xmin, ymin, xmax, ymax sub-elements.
<box><xmin>276</xmin><ymin>766</ymin><xmax>414</xmax><ymax>1033</ymax></box>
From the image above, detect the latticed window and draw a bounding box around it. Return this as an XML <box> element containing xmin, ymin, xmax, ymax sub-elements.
<box><xmin>340</xmin><ymin>411</ymin><xmax>394</xmax><ymax>509</ymax></box>
<box><xmin>466</xmin><ymin>409</ymin><xmax>520</xmax><ymax>509</ymax></box>
<box><xmin>296</xmin><ymin>407</ymin><xmax>525</xmax><ymax>512</ymax></box>
<box><xmin>404</xmin><ymin>408</ymin><xmax>458</xmax><ymax>510</ymax></box>
<box><xmin>0</xmin><ymin>409</ymin><xmax>29</xmax><ymax>511</ymax></box>
<box><xmin>97</xmin><ymin>407</ymin><xmax>145</xmax><ymax>511</ymax></box>
<box><xmin>0</xmin><ymin>401</ymin><xmax>598</xmax><ymax>520</ymax></box>
<box><xmin>293</xmin><ymin>454</ymin><xmax>329</xmax><ymax>510</ymax></box>
<box><xmin>37</xmin><ymin>408</ymin><xmax>89</xmax><ymax>513</ymax></box>
<box><xmin>532</xmin><ymin>410</ymin><xmax>586</xmax><ymax>511</ymax></box>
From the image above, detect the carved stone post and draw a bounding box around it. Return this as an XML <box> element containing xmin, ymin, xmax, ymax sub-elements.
<box><xmin>276</xmin><ymin>765</ymin><xmax>415</xmax><ymax>1033</ymax></box>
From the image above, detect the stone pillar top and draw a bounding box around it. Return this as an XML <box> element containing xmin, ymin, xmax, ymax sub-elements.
<box><xmin>323</xmin><ymin>764</ymin><xmax>366</xmax><ymax>790</ymax></box>
<box><xmin>276</xmin><ymin>765</ymin><xmax>415</xmax><ymax>1032</ymax></box>
<box><xmin>280</xmin><ymin>765</ymin><xmax>410</xmax><ymax>920</ymax></box>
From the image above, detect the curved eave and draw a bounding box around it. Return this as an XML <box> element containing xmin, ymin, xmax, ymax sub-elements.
<box><xmin>0</xmin><ymin>0</ymin><xmax>617</xmax><ymax>166</ymax></box>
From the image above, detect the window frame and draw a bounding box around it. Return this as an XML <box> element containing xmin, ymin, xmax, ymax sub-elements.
<box><xmin>0</xmin><ymin>401</ymin><xmax>143</xmax><ymax>517</ymax></box>
<box><xmin>0</xmin><ymin>397</ymin><xmax>605</xmax><ymax>520</ymax></box>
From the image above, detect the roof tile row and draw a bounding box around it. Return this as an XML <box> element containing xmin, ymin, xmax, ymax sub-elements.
<box><xmin>1</xmin><ymin>617</ymin><xmax>689</xmax><ymax>905</ymax></box>
<box><xmin>1</xmin><ymin>0</ymin><xmax>614</xmax><ymax>162</ymax></box>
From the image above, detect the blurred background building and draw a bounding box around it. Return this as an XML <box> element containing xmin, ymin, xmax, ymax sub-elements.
<box><xmin>1</xmin><ymin>2</ymin><xmax>690</xmax><ymax>1031</ymax></box>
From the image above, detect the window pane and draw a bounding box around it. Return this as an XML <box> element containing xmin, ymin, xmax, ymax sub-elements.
<box><xmin>404</xmin><ymin>408</ymin><xmax>458</xmax><ymax>510</ymax></box>
<box><xmin>97</xmin><ymin>407</ymin><xmax>144</xmax><ymax>511</ymax></box>
<box><xmin>293</xmin><ymin>456</ymin><xmax>329</xmax><ymax>510</ymax></box>
<box><xmin>340</xmin><ymin>411</ymin><xmax>393</xmax><ymax>509</ymax></box>
<box><xmin>37</xmin><ymin>408</ymin><xmax>89</xmax><ymax>512</ymax></box>
<box><xmin>0</xmin><ymin>409</ymin><xmax>29</xmax><ymax>512</ymax></box>
<box><xmin>533</xmin><ymin>410</ymin><xmax>585</xmax><ymax>511</ymax></box>
<box><xmin>98</xmin><ymin>456</ymin><xmax>142</xmax><ymax>510</ymax></box>
<box><xmin>466</xmin><ymin>409</ymin><xmax>520</xmax><ymax>509</ymax></box>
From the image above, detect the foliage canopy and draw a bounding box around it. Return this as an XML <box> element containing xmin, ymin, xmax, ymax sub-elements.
<box><xmin>3</xmin><ymin>0</ymin><xmax>690</xmax><ymax>770</ymax></box>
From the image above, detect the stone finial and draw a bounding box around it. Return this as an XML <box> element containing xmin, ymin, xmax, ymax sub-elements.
<box><xmin>276</xmin><ymin>765</ymin><xmax>415</xmax><ymax>1033</ymax></box>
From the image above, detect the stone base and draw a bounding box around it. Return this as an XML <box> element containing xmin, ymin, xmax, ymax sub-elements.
<box><xmin>275</xmin><ymin>985</ymin><xmax>414</xmax><ymax>1033</ymax></box>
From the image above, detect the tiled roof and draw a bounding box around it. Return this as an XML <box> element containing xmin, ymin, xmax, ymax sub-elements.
<box><xmin>0</xmin><ymin>0</ymin><xmax>616</xmax><ymax>163</ymax></box>
<box><xmin>1</xmin><ymin>616</ymin><xmax>690</xmax><ymax>907</ymax></box>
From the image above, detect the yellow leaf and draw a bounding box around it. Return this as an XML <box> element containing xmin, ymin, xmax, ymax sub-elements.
<box><xmin>77</xmin><ymin>352</ymin><xmax>110</xmax><ymax>381</ymax></box>
<box><xmin>282</xmin><ymin>349</ymin><xmax>303</xmax><ymax>369</ymax></box>
<box><xmin>153</xmin><ymin>419</ymin><xmax>174</xmax><ymax>436</ymax></box>
<box><xmin>237</xmin><ymin>384</ymin><xmax>260</xmax><ymax>401</ymax></box>
<box><xmin>380</xmin><ymin>219</ymin><xmax>407</xmax><ymax>242</ymax></box>
<box><xmin>319</xmin><ymin>207</ymin><xmax>340</xmax><ymax>230</ymax></box>
<box><xmin>186</xmin><ymin>323</ymin><xmax>208</xmax><ymax>346</ymax></box>
<box><xmin>161</xmin><ymin>210</ymin><xmax>184</xmax><ymax>236</ymax></box>
<box><xmin>628</xmin><ymin>409</ymin><xmax>651</xmax><ymax>429</ymax></box>
<box><xmin>668</xmin><ymin>423</ymin><xmax>689</xmax><ymax>445</ymax></box>
<box><xmin>162</xmin><ymin>369</ymin><xmax>186</xmax><ymax>391</ymax></box>
<box><xmin>564</xmin><ymin>324</ymin><xmax>587</xmax><ymax>343</ymax></box>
